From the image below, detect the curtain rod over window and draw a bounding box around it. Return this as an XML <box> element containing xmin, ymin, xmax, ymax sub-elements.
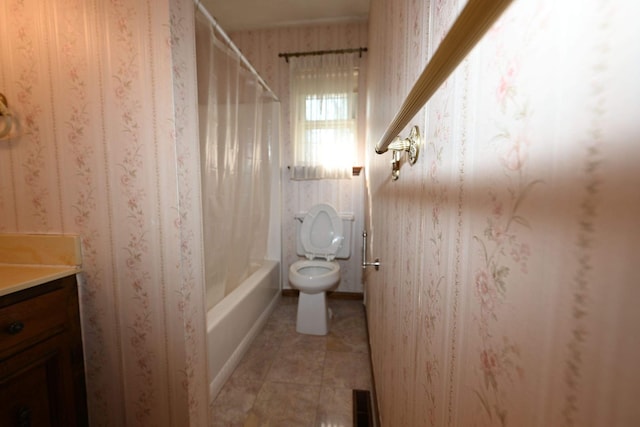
<box><xmin>278</xmin><ymin>47</ymin><xmax>368</xmax><ymax>63</ymax></box>
<box><xmin>374</xmin><ymin>0</ymin><xmax>514</xmax><ymax>155</ymax></box>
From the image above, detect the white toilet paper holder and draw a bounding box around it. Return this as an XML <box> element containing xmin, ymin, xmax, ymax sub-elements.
<box><xmin>361</xmin><ymin>231</ymin><xmax>380</xmax><ymax>270</ymax></box>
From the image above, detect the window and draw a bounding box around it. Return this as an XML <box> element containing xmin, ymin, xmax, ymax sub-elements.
<box><xmin>289</xmin><ymin>54</ymin><xmax>359</xmax><ymax>180</ymax></box>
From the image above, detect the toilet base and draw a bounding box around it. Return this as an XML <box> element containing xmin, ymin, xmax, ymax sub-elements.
<box><xmin>296</xmin><ymin>292</ymin><xmax>330</xmax><ymax>335</ymax></box>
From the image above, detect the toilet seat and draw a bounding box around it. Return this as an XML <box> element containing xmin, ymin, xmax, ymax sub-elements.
<box><xmin>290</xmin><ymin>203</ymin><xmax>348</xmax><ymax>335</ymax></box>
<box><xmin>300</xmin><ymin>203</ymin><xmax>343</xmax><ymax>261</ymax></box>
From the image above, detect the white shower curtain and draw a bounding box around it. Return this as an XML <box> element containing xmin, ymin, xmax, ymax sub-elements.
<box><xmin>195</xmin><ymin>12</ymin><xmax>271</xmax><ymax>310</ymax></box>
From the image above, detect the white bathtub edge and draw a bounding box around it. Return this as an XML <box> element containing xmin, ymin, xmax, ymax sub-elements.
<box><xmin>209</xmin><ymin>289</ymin><xmax>279</xmax><ymax>401</ymax></box>
<box><xmin>207</xmin><ymin>260</ymin><xmax>281</xmax><ymax>403</ymax></box>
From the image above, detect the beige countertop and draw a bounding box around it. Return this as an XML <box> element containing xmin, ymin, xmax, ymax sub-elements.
<box><xmin>0</xmin><ymin>234</ymin><xmax>82</xmax><ymax>297</ymax></box>
<box><xmin>0</xmin><ymin>264</ymin><xmax>80</xmax><ymax>297</ymax></box>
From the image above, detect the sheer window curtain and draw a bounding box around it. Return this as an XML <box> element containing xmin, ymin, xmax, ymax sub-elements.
<box><xmin>289</xmin><ymin>53</ymin><xmax>359</xmax><ymax>180</ymax></box>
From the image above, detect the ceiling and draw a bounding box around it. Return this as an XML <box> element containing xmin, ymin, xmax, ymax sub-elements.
<box><xmin>200</xmin><ymin>0</ymin><xmax>370</xmax><ymax>32</ymax></box>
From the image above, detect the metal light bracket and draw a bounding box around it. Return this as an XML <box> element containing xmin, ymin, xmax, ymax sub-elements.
<box><xmin>389</xmin><ymin>125</ymin><xmax>420</xmax><ymax>181</ymax></box>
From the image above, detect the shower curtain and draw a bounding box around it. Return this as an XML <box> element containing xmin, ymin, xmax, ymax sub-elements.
<box><xmin>195</xmin><ymin>11</ymin><xmax>272</xmax><ymax>310</ymax></box>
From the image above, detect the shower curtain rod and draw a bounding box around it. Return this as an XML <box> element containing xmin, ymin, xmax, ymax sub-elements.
<box><xmin>194</xmin><ymin>1</ymin><xmax>279</xmax><ymax>101</ymax></box>
<box><xmin>278</xmin><ymin>47</ymin><xmax>368</xmax><ymax>63</ymax></box>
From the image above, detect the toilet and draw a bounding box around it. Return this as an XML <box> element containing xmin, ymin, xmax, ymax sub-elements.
<box><xmin>289</xmin><ymin>203</ymin><xmax>353</xmax><ymax>335</ymax></box>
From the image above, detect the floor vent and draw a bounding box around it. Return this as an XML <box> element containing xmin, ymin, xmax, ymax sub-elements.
<box><xmin>353</xmin><ymin>389</ymin><xmax>373</xmax><ymax>427</ymax></box>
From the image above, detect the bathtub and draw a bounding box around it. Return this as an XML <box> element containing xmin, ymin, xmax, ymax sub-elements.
<box><xmin>206</xmin><ymin>259</ymin><xmax>281</xmax><ymax>401</ymax></box>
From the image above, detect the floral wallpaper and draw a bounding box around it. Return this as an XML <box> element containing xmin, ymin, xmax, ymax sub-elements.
<box><xmin>365</xmin><ymin>0</ymin><xmax>640</xmax><ymax>426</ymax></box>
<box><xmin>2</xmin><ymin>1</ymin><xmax>639</xmax><ymax>426</ymax></box>
<box><xmin>0</xmin><ymin>0</ymin><xmax>207</xmax><ymax>425</ymax></box>
<box><xmin>229</xmin><ymin>22</ymin><xmax>368</xmax><ymax>294</ymax></box>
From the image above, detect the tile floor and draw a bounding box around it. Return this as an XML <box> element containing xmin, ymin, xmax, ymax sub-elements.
<box><xmin>210</xmin><ymin>295</ymin><xmax>373</xmax><ymax>427</ymax></box>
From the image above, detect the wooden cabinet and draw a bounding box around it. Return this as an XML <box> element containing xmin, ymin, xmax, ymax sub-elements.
<box><xmin>0</xmin><ymin>275</ymin><xmax>87</xmax><ymax>427</ymax></box>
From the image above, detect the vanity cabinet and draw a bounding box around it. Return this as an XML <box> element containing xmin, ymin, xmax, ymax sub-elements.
<box><xmin>0</xmin><ymin>275</ymin><xmax>87</xmax><ymax>426</ymax></box>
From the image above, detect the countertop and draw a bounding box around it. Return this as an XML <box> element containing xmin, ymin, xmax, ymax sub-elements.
<box><xmin>0</xmin><ymin>264</ymin><xmax>80</xmax><ymax>297</ymax></box>
<box><xmin>0</xmin><ymin>233</ymin><xmax>82</xmax><ymax>297</ymax></box>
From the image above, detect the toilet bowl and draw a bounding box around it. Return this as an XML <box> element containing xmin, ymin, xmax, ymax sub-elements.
<box><xmin>289</xmin><ymin>260</ymin><xmax>340</xmax><ymax>335</ymax></box>
<box><xmin>289</xmin><ymin>260</ymin><xmax>340</xmax><ymax>293</ymax></box>
<box><xmin>289</xmin><ymin>203</ymin><xmax>352</xmax><ymax>335</ymax></box>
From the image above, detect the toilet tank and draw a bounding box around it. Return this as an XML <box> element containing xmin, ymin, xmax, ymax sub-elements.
<box><xmin>295</xmin><ymin>212</ymin><xmax>354</xmax><ymax>259</ymax></box>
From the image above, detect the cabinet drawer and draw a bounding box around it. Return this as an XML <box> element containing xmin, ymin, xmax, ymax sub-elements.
<box><xmin>0</xmin><ymin>289</ymin><xmax>67</xmax><ymax>355</ymax></box>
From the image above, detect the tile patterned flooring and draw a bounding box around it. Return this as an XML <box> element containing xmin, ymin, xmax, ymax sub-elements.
<box><xmin>210</xmin><ymin>296</ymin><xmax>373</xmax><ymax>427</ymax></box>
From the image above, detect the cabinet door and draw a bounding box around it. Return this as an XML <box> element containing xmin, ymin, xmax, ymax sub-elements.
<box><xmin>0</xmin><ymin>334</ymin><xmax>75</xmax><ymax>427</ymax></box>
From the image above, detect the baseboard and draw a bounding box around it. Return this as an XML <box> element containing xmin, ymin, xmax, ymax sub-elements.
<box><xmin>281</xmin><ymin>289</ymin><xmax>364</xmax><ymax>300</ymax></box>
<box><xmin>363</xmin><ymin>305</ymin><xmax>381</xmax><ymax>427</ymax></box>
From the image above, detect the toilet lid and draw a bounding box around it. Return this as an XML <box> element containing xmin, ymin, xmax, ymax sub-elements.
<box><xmin>301</xmin><ymin>204</ymin><xmax>343</xmax><ymax>260</ymax></box>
